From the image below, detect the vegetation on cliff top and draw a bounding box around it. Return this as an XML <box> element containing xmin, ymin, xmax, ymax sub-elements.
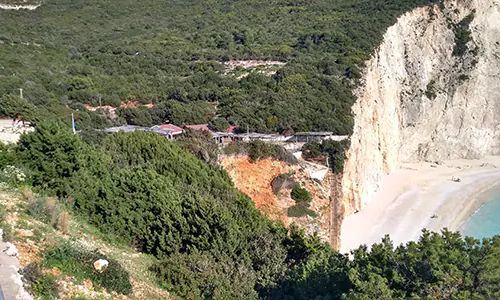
<box><xmin>0</xmin><ymin>0</ymin><xmax>439</xmax><ymax>133</ymax></box>
<box><xmin>3</xmin><ymin>123</ymin><xmax>500</xmax><ymax>299</ymax></box>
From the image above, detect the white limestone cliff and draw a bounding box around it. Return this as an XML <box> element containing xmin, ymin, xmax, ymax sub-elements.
<box><xmin>342</xmin><ymin>0</ymin><xmax>500</xmax><ymax>214</ymax></box>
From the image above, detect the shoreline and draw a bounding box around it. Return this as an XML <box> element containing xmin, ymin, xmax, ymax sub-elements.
<box><xmin>340</xmin><ymin>156</ymin><xmax>500</xmax><ymax>253</ymax></box>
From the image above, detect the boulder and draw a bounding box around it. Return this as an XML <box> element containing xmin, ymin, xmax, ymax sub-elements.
<box><xmin>93</xmin><ymin>259</ymin><xmax>109</xmax><ymax>272</ymax></box>
<box><xmin>3</xmin><ymin>242</ymin><xmax>18</xmax><ymax>256</ymax></box>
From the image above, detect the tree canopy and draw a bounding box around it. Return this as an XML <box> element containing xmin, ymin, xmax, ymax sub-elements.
<box><xmin>0</xmin><ymin>0</ymin><xmax>439</xmax><ymax>133</ymax></box>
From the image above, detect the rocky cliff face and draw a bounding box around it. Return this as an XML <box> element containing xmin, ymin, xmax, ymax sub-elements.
<box><xmin>342</xmin><ymin>0</ymin><xmax>500</xmax><ymax>214</ymax></box>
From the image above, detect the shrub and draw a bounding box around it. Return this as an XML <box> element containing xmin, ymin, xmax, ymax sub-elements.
<box><xmin>0</xmin><ymin>143</ymin><xmax>18</xmax><ymax>169</ymax></box>
<box><xmin>302</xmin><ymin>141</ymin><xmax>323</xmax><ymax>159</ymax></box>
<box><xmin>0</xmin><ymin>203</ymin><xmax>13</xmax><ymax>242</ymax></box>
<box><xmin>249</xmin><ymin>140</ymin><xmax>277</xmax><ymax>162</ymax></box>
<box><xmin>16</xmin><ymin>121</ymin><xmax>84</xmax><ymax>194</ymax></box>
<box><xmin>43</xmin><ymin>241</ymin><xmax>133</xmax><ymax>295</ymax></box>
<box><xmin>248</xmin><ymin>140</ymin><xmax>297</xmax><ymax>164</ymax></box>
<box><xmin>287</xmin><ymin>203</ymin><xmax>317</xmax><ymax>218</ymax></box>
<box><xmin>176</xmin><ymin>128</ymin><xmax>220</xmax><ymax>165</ymax></box>
<box><xmin>302</xmin><ymin>139</ymin><xmax>350</xmax><ymax>173</ymax></box>
<box><xmin>116</xmin><ymin>107</ymin><xmax>153</xmax><ymax>127</ymax></box>
<box><xmin>28</xmin><ymin>197</ymin><xmax>58</xmax><ymax>223</ymax></box>
<box><xmin>291</xmin><ymin>186</ymin><xmax>312</xmax><ymax>203</ymax></box>
<box><xmin>0</xmin><ymin>165</ymin><xmax>27</xmax><ymax>186</ymax></box>
<box><xmin>209</xmin><ymin>118</ymin><xmax>230</xmax><ymax>132</ymax></box>
<box><xmin>28</xmin><ymin>196</ymin><xmax>70</xmax><ymax>232</ymax></box>
<box><xmin>22</xmin><ymin>187</ymin><xmax>35</xmax><ymax>203</ymax></box>
<box><xmin>425</xmin><ymin>80</ymin><xmax>438</xmax><ymax>100</ymax></box>
<box><xmin>453</xmin><ymin>14</ymin><xmax>474</xmax><ymax>57</ymax></box>
<box><xmin>21</xmin><ymin>263</ymin><xmax>57</xmax><ymax>300</ymax></box>
<box><xmin>223</xmin><ymin>140</ymin><xmax>249</xmax><ymax>155</ymax></box>
<box><xmin>152</xmin><ymin>251</ymin><xmax>258</xmax><ymax>299</ymax></box>
<box><xmin>56</xmin><ymin>210</ymin><xmax>69</xmax><ymax>233</ymax></box>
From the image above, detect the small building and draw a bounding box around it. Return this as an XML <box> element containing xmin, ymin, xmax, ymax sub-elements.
<box><xmin>102</xmin><ymin>125</ymin><xmax>180</xmax><ymax>140</ymax></box>
<box><xmin>156</xmin><ymin>124</ymin><xmax>184</xmax><ymax>137</ymax></box>
<box><xmin>103</xmin><ymin>125</ymin><xmax>149</xmax><ymax>133</ymax></box>
<box><xmin>149</xmin><ymin>127</ymin><xmax>176</xmax><ymax>140</ymax></box>
<box><xmin>226</xmin><ymin>126</ymin><xmax>238</xmax><ymax>134</ymax></box>
<box><xmin>290</xmin><ymin>132</ymin><xmax>333</xmax><ymax>143</ymax></box>
<box><xmin>183</xmin><ymin>124</ymin><xmax>212</xmax><ymax>132</ymax></box>
<box><xmin>211</xmin><ymin>132</ymin><xmax>235</xmax><ymax>146</ymax></box>
<box><xmin>235</xmin><ymin>133</ymin><xmax>288</xmax><ymax>142</ymax></box>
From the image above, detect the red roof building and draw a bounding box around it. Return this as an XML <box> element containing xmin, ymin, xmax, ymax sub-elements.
<box><xmin>183</xmin><ymin>124</ymin><xmax>212</xmax><ymax>132</ymax></box>
<box><xmin>226</xmin><ymin>126</ymin><xmax>238</xmax><ymax>134</ymax></box>
<box><xmin>158</xmin><ymin>124</ymin><xmax>184</xmax><ymax>135</ymax></box>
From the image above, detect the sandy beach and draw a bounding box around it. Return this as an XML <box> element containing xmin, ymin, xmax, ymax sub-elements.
<box><xmin>340</xmin><ymin>156</ymin><xmax>500</xmax><ymax>254</ymax></box>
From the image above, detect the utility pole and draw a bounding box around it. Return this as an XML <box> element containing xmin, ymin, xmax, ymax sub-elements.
<box><xmin>19</xmin><ymin>88</ymin><xmax>23</xmax><ymax>99</ymax></box>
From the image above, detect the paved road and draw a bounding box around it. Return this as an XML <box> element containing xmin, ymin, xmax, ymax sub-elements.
<box><xmin>0</xmin><ymin>241</ymin><xmax>32</xmax><ymax>300</ymax></box>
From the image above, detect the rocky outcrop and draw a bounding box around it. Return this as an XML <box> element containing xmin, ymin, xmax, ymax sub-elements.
<box><xmin>0</xmin><ymin>4</ymin><xmax>40</xmax><ymax>10</ymax></box>
<box><xmin>342</xmin><ymin>0</ymin><xmax>500</xmax><ymax>214</ymax></box>
<box><xmin>0</xmin><ymin>0</ymin><xmax>41</xmax><ymax>10</ymax></box>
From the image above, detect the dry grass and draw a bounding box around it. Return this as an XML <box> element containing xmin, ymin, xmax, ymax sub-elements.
<box><xmin>22</xmin><ymin>187</ymin><xmax>35</xmax><ymax>203</ymax></box>
<box><xmin>1</xmin><ymin>187</ymin><xmax>176</xmax><ymax>300</ymax></box>
<box><xmin>56</xmin><ymin>211</ymin><xmax>69</xmax><ymax>233</ymax></box>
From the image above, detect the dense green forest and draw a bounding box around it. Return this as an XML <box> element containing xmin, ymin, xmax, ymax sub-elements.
<box><xmin>1</xmin><ymin>124</ymin><xmax>500</xmax><ymax>299</ymax></box>
<box><xmin>0</xmin><ymin>0</ymin><xmax>439</xmax><ymax>133</ymax></box>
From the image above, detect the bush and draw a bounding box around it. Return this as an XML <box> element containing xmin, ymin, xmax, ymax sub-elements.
<box><xmin>287</xmin><ymin>203</ymin><xmax>317</xmax><ymax>218</ymax></box>
<box><xmin>43</xmin><ymin>241</ymin><xmax>133</xmax><ymax>295</ymax></box>
<box><xmin>291</xmin><ymin>186</ymin><xmax>312</xmax><ymax>203</ymax></box>
<box><xmin>21</xmin><ymin>263</ymin><xmax>57</xmax><ymax>300</ymax></box>
<box><xmin>301</xmin><ymin>139</ymin><xmax>350</xmax><ymax>173</ymax></box>
<box><xmin>223</xmin><ymin>140</ymin><xmax>249</xmax><ymax>155</ymax></box>
<box><xmin>248</xmin><ymin>140</ymin><xmax>277</xmax><ymax>162</ymax></box>
<box><xmin>302</xmin><ymin>141</ymin><xmax>323</xmax><ymax>159</ymax></box>
<box><xmin>152</xmin><ymin>251</ymin><xmax>258</xmax><ymax>299</ymax></box>
<box><xmin>27</xmin><ymin>196</ymin><xmax>70</xmax><ymax>233</ymax></box>
<box><xmin>209</xmin><ymin>118</ymin><xmax>230</xmax><ymax>132</ymax></box>
<box><xmin>0</xmin><ymin>143</ymin><xmax>18</xmax><ymax>169</ymax></box>
<box><xmin>0</xmin><ymin>203</ymin><xmax>14</xmax><ymax>242</ymax></box>
<box><xmin>22</xmin><ymin>187</ymin><xmax>35</xmax><ymax>203</ymax></box>
<box><xmin>0</xmin><ymin>165</ymin><xmax>27</xmax><ymax>186</ymax></box>
<box><xmin>116</xmin><ymin>107</ymin><xmax>153</xmax><ymax>127</ymax></box>
<box><xmin>425</xmin><ymin>80</ymin><xmax>438</xmax><ymax>100</ymax></box>
<box><xmin>248</xmin><ymin>140</ymin><xmax>297</xmax><ymax>164</ymax></box>
<box><xmin>16</xmin><ymin>126</ymin><xmax>341</xmax><ymax>298</ymax></box>
<box><xmin>453</xmin><ymin>14</ymin><xmax>474</xmax><ymax>57</ymax></box>
<box><xmin>176</xmin><ymin>128</ymin><xmax>220</xmax><ymax>165</ymax></box>
<box><xmin>16</xmin><ymin>121</ymin><xmax>84</xmax><ymax>194</ymax></box>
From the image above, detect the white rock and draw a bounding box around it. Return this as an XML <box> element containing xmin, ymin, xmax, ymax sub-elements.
<box><xmin>93</xmin><ymin>259</ymin><xmax>109</xmax><ymax>272</ymax></box>
<box><xmin>4</xmin><ymin>242</ymin><xmax>18</xmax><ymax>256</ymax></box>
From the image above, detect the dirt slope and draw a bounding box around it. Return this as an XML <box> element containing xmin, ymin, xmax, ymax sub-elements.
<box><xmin>221</xmin><ymin>156</ymin><xmax>332</xmax><ymax>241</ymax></box>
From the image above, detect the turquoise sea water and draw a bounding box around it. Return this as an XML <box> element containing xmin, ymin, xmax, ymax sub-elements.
<box><xmin>462</xmin><ymin>189</ymin><xmax>500</xmax><ymax>239</ymax></box>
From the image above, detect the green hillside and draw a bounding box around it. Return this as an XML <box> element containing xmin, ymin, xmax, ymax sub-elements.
<box><xmin>0</xmin><ymin>0</ymin><xmax>438</xmax><ymax>133</ymax></box>
<box><xmin>2</xmin><ymin>124</ymin><xmax>500</xmax><ymax>299</ymax></box>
